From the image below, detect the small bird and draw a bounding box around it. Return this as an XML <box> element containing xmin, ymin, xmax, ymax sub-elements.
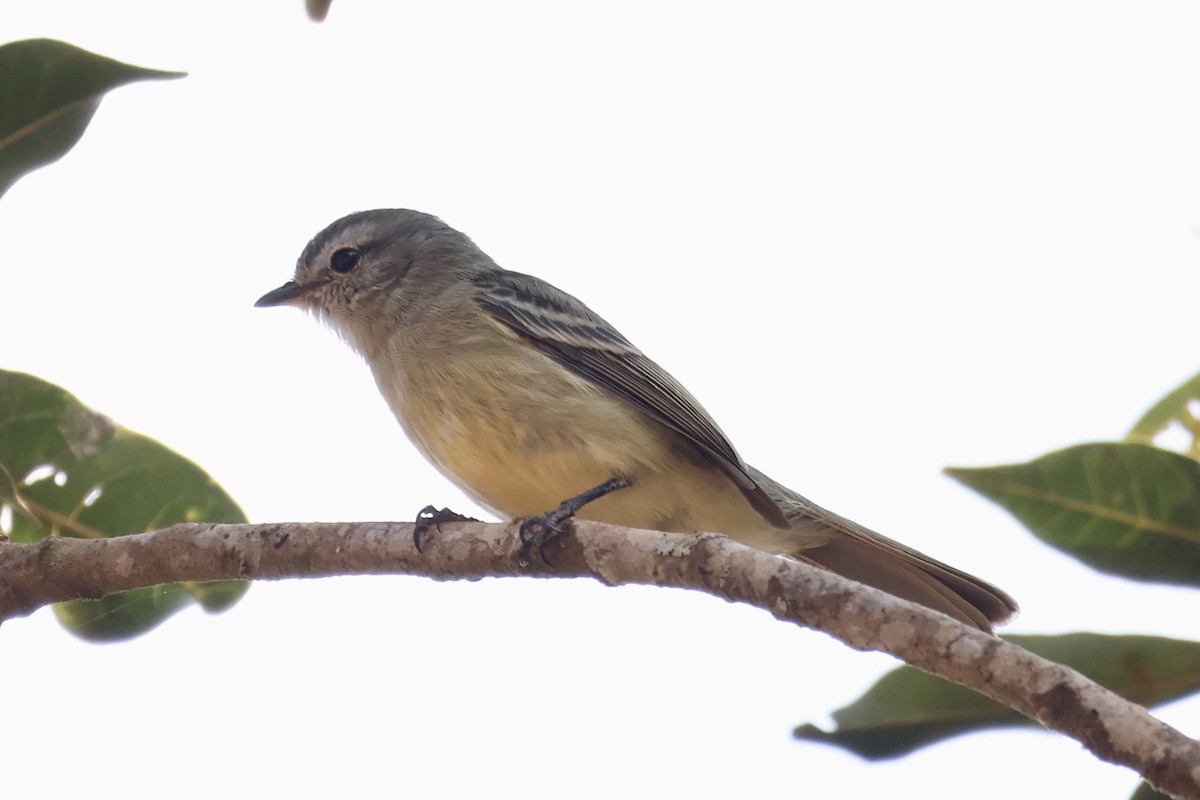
<box><xmin>257</xmin><ymin>209</ymin><xmax>1017</xmax><ymax>631</ymax></box>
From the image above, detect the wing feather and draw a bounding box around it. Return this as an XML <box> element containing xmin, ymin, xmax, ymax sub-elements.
<box><xmin>474</xmin><ymin>270</ymin><xmax>789</xmax><ymax>529</ymax></box>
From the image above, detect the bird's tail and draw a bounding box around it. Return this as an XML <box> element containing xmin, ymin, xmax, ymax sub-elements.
<box><xmin>749</xmin><ymin>467</ymin><xmax>1017</xmax><ymax>632</ymax></box>
<box><xmin>796</xmin><ymin>528</ymin><xmax>1016</xmax><ymax>632</ymax></box>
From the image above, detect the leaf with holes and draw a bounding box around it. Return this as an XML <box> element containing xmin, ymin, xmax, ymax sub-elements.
<box><xmin>1127</xmin><ymin>370</ymin><xmax>1200</xmax><ymax>457</ymax></box>
<box><xmin>946</xmin><ymin>442</ymin><xmax>1200</xmax><ymax>585</ymax></box>
<box><xmin>0</xmin><ymin>38</ymin><xmax>184</xmax><ymax>198</ymax></box>
<box><xmin>0</xmin><ymin>369</ymin><xmax>247</xmax><ymax>641</ymax></box>
<box><xmin>794</xmin><ymin>633</ymin><xmax>1200</xmax><ymax>758</ymax></box>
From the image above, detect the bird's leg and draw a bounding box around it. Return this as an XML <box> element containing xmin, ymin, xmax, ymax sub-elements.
<box><xmin>413</xmin><ymin>505</ymin><xmax>479</xmax><ymax>552</ymax></box>
<box><xmin>519</xmin><ymin>476</ymin><xmax>632</xmax><ymax>562</ymax></box>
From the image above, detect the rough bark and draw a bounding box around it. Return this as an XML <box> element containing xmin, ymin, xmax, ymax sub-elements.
<box><xmin>2</xmin><ymin>519</ymin><xmax>1197</xmax><ymax>798</ymax></box>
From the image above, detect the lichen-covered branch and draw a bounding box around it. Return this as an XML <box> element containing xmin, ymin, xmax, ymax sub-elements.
<box><xmin>1</xmin><ymin>519</ymin><xmax>1197</xmax><ymax>798</ymax></box>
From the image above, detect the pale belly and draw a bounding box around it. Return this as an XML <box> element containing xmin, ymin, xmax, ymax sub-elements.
<box><xmin>370</xmin><ymin>347</ymin><xmax>797</xmax><ymax>552</ymax></box>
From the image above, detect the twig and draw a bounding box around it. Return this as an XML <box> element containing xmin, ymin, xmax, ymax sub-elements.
<box><xmin>1</xmin><ymin>519</ymin><xmax>1197</xmax><ymax>798</ymax></box>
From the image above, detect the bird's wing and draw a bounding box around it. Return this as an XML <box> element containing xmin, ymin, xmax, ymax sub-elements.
<box><xmin>473</xmin><ymin>269</ymin><xmax>789</xmax><ymax>529</ymax></box>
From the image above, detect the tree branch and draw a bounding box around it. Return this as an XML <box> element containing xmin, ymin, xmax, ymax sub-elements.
<box><xmin>2</xmin><ymin>519</ymin><xmax>1197</xmax><ymax>798</ymax></box>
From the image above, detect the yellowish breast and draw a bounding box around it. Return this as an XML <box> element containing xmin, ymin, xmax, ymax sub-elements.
<box><xmin>369</xmin><ymin>325</ymin><xmax>791</xmax><ymax>551</ymax></box>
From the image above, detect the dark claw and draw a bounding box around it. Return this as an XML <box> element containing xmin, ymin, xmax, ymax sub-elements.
<box><xmin>518</xmin><ymin>476</ymin><xmax>631</xmax><ymax>564</ymax></box>
<box><xmin>519</xmin><ymin>509</ymin><xmax>573</xmax><ymax>564</ymax></box>
<box><xmin>414</xmin><ymin>505</ymin><xmax>438</xmax><ymax>552</ymax></box>
<box><xmin>413</xmin><ymin>505</ymin><xmax>477</xmax><ymax>552</ymax></box>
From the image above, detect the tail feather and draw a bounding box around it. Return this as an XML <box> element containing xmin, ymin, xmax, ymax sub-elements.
<box><xmin>747</xmin><ymin>466</ymin><xmax>1018</xmax><ymax>632</ymax></box>
<box><xmin>798</xmin><ymin>532</ymin><xmax>1015</xmax><ymax>632</ymax></box>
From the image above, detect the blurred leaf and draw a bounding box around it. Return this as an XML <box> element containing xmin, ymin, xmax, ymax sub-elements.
<box><xmin>1130</xmin><ymin>781</ymin><xmax>1173</xmax><ymax>800</ymax></box>
<box><xmin>0</xmin><ymin>369</ymin><xmax>248</xmax><ymax>641</ymax></box>
<box><xmin>54</xmin><ymin>586</ymin><xmax>196</xmax><ymax>641</ymax></box>
<box><xmin>946</xmin><ymin>442</ymin><xmax>1200</xmax><ymax>585</ymax></box>
<box><xmin>0</xmin><ymin>38</ymin><xmax>183</xmax><ymax>199</ymax></box>
<box><xmin>0</xmin><ymin>461</ymin><xmax>34</xmax><ymax>523</ymax></box>
<box><xmin>795</xmin><ymin>633</ymin><xmax>1200</xmax><ymax>759</ymax></box>
<box><xmin>1127</xmin><ymin>370</ymin><xmax>1200</xmax><ymax>456</ymax></box>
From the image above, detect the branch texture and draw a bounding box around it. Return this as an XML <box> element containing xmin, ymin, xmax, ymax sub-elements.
<box><xmin>2</xmin><ymin>519</ymin><xmax>1198</xmax><ymax>798</ymax></box>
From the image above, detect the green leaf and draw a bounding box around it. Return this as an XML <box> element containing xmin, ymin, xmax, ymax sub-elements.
<box><xmin>53</xmin><ymin>586</ymin><xmax>196</xmax><ymax>641</ymax></box>
<box><xmin>1127</xmin><ymin>370</ymin><xmax>1200</xmax><ymax>456</ymax></box>
<box><xmin>1130</xmin><ymin>781</ymin><xmax>1173</xmax><ymax>800</ymax></box>
<box><xmin>0</xmin><ymin>369</ymin><xmax>248</xmax><ymax>641</ymax></box>
<box><xmin>0</xmin><ymin>38</ymin><xmax>184</xmax><ymax>199</ymax></box>
<box><xmin>795</xmin><ymin>633</ymin><xmax>1200</xmax><ymax>759</ymax></box>
<box><xmin>946</xmin><ymin>442</ymin><xmax>1200</xmax><ymax>585</ymax></box>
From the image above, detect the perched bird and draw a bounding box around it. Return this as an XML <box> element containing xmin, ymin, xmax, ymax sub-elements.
<box><xmin>257</xmin><ymin>209</ymin><xmax>1017</xmax><ymax>631</ymax></box>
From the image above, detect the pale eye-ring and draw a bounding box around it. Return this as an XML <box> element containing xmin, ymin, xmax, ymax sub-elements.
<box><xmin>330</xmin><ymin>247</ymin><xmax>361</xmax><ymax>274</ymax></box>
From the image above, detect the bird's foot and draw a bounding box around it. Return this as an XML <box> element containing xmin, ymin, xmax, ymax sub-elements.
<box><xmin>413</xmin><ymin>505</ymin><xmax>478</xmax><ymax>552</ymax></box>
<box><xmin>519</xmin><ymin>476</ymin><xmax>631</xmax><ymax>563</ymax></box>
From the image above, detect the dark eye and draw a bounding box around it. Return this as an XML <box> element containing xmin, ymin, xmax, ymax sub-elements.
<box><xmin>330</xmin><ymin>247</ymin><xmax>361</xmax><ymax>274</ymax></box>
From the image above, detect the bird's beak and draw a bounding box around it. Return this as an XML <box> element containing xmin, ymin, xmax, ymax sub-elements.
<box><xmin>255</xmin><ymin>280</ymin><xmax>319</xmax><ymax>307</ymax></box>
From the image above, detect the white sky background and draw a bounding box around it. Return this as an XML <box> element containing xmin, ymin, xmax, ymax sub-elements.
<box><xmin>3</xmin><ymin>2</ymin><xmax>1200</xmax><ymax>797</ymax></box>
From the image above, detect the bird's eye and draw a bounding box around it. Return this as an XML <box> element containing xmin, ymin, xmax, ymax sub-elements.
<box><xmin>330</xmin><ymin>247</ymin><xmax>361</xmax><ymax>274</ymax></box>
